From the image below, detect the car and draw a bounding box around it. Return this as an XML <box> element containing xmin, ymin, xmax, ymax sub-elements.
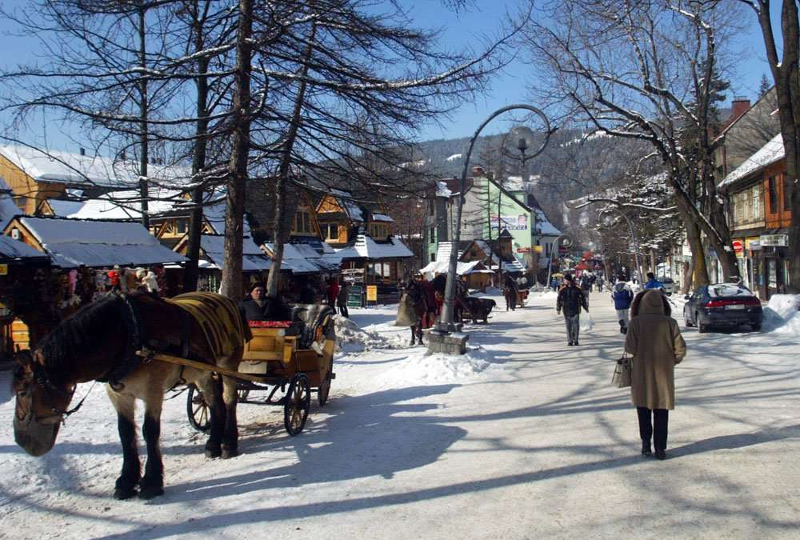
<box><xmin>683</xmin><ymin>283</ymin><xmax>763</xmax><ymax>333</ymax></box>
<box><xmin>658</xmin><ymin>277</ymin><xmax>675</xmax><ymax>296</ymax></box>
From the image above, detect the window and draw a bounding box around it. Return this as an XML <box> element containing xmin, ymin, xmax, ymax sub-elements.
<box><xmin>752</xmin><ymin>184</ymin><xmax>762</xmax><ymax>220</ymax></box>
<box><xmin>768</xmin><ymin>177</ymin><xmax>778</xmax><ymax>213</ymax></box>
<box><xmin>176</xmin><ymin>219</ymin><xmax>187</xmax><ymax>234</ymax></box>
<box><xmin>294</xmin><ymin>211</ymin><xmax>313</xmax><ymax>234</ymax></box>
<box><xmin>369</xmin><ymin>223</ymin><xmax>388</xmax><ymax>239</ymax></box>
<box><xmin>429</xmin><ymin>226</ymin><xmax>436</xmax><ymax>243</ymax></box>
<box><xmin>784</xmin><ymin>174</ymin><xmax>792</xmax><ymax>211</ymax></box>
<box><xmin>320</xmin><ymin>223</ymin><xmax>338</xmax><ymax>241</ymax></box>
<box><xmin>430</xmin><ymin>253</ymin><xmax>436</xmax><ymax>262</ymax></box>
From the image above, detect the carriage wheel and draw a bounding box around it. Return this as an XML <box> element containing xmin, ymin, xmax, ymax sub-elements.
<box><xmin>187</xmin><ymin>385</ymin><xmax>211</xmax><ymax>433</ymax></box>
<box><xmin>284</xmin><ymin>374</ymin><xmax>311</xmax><ymax>436</ymax></box>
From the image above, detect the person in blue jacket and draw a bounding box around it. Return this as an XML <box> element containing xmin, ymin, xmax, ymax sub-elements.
<box><xmin>643</xmin><ymin>272</ymin><xmax>663</xmax><ymax>290</ymax></box>
<box><xmin>611</xmin><ymin>275</ymin><xmax>634</xmax><ymax>334</ymax></box>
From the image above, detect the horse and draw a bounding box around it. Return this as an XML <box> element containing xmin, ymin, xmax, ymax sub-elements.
<box><xmin>399</xmin><ymin>281</ymin><xmax>428</xmax><ymax>345</ymax></box>
<box><xmin>11</xmin><ymin>291</ymin><xmax>248</xmax><ymax>500</ymax></box>
<box><xmin>503</xmin><ymin>275</ymin><xmax>518</xmax><ymax>311</ymax></box>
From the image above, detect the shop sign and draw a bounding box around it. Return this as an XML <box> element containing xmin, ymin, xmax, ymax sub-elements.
<box><xmin>0</xmin><ymin>264</ymin><xmax>6</xmax><ymax>276</ymax></box>
<box><xmin>366</xmin><ymin>284</ymin><xmax>378</xmax><ymax>302</ymax></box>
<box><xmin>732</xmin><ymin>240</ymin><xmax>744</xmax><ymax>257</ymax></box>
<box><xmin>745</xmin><ymin>237</ymin><xmax>761</xmax><ymax>251</ymax></box>
<box><xmin>760</xmin><ymin>234</ymin><xmax>788</xmax><ymax>247</ymax></box>
<box><xmin>534</xmin><ymin>245</ymin><xmax>543</xmax><ymax>253</ymax></box>
<box><xmin>516</xmin><ymin>247</ymin><xmax>531</xmax><ymax>253</ymax></box>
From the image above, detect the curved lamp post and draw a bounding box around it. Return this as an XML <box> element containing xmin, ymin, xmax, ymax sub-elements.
<box><xmin>600</xmin><ymin>207</ymin><xmax>644</xmax><ymax>284</ymax></box>
<box><xmin>436</xmin><ymin>104</ymin><xmax>550</xmax><ymax>334</ymax></box>
<box><xmin>545</xmin><ymin>233</ymin><xmax>573</xmax><ymax>290</ymax></box>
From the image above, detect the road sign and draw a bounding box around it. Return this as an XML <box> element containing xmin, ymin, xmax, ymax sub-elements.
<box><xmin>732</xmin><ymin>240</ymin><xmax>744</xmax><ymax>257</ymax></box>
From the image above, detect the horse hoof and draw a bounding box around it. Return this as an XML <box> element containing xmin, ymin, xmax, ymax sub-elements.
<box><xmin>221</xmin><ymin>447</ymin><xmax>239</xmax><ymax>459</ymax></box>
<box><xmin>138</xmin><ymin>486</ymin><xmax>165</xmax><ymax>500</ymax></box>
<box><xmin>205</xmin><ymin>447</ymin><xmax>222</xmax><ymax>459</ymax></box>
<box><xmin>114</xmin><ymin>487</ymin><xmax>138</xmax><ymax>500</ymax></box>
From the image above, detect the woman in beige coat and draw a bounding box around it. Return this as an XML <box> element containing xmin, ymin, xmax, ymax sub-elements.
<box><xmin>624</xmin><ymin>290</ymin><xmax>686</xmax><ymax>460</ymax></box>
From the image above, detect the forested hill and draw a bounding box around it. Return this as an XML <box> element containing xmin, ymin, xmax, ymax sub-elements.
<box><xmin>410</xmin><ymin>129</ymin><xmax>655</xmax><ymax>231</ymax></box>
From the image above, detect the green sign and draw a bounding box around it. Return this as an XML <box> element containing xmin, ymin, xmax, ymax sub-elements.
<box><xmin>347</xmin><ymin>284</ymin><xmax>364</xmax><ymax>308</ymax></box>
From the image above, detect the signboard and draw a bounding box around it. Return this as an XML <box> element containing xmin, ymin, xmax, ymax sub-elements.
<box><xmin>366</xmin><ymin>285</ymin><xmax>378</xmax><ymax>302</ymax></box>
<box><xmin>533</xmin><ymin>245</ymin><xmax>543</xmax><ymax>254</ymax></box>
<box><xmin>760</xmin><ymin>234</ymin><xmax>788</xmax><ymax>247</ymax></box>
<box><xmin>490</xmin><ymin>214</ymin><xmax>528</xmax><ymax>231</ymax></box>
<box><xmin>0</xmin><ymin>264</ymin><xmax>7</xmax><ymax>276</ymax></box>
<box><xmin>732</xmin><ymin>240</ymin><xmax>744</xmax><ymax>257</ymax></box>
<box><xmin>516</xmin><ymin>247</ymin><xmax>531</xmax><ymax>253</ymax></box>
<box><xmin>347</xmin><ymin>284</ymin><xmax>364</xmax><ymax>308</ymax></box>
<box><xmin>745</xmin><ymin>237</ymin><xmax>761</xmax><ymax>251</ymax></box>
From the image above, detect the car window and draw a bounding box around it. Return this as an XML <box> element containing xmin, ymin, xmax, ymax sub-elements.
<box><xmin>709</xmin><ymin>284</ymin><xmax>752</xmax><ymax>297</ymax></box>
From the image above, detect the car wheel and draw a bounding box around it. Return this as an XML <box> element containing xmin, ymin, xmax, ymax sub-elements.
<box><xmin>696</xmin><ymin>312</ymin><xmax>708</xmax><ymax>334</ymax></box>
<box><xmin>684</xmin><ymin>308</ymin><xmax>694</xmax><ymax>328</ymax></box>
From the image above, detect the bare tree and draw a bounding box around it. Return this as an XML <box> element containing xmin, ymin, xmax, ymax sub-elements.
<box><xmin>521</xmin><ymin>0</ymin><xmax>744</xmax><ymax>285</ymax></box>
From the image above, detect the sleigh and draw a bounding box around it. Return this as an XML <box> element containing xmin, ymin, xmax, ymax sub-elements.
<box><xmin>455</xmin><ymin>296</ymin><xmax>496</xmax><ymax>324</ymax></box>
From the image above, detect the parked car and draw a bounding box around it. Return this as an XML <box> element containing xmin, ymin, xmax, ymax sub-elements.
<box><xmin>683</xmin><ymin>284</ymin><xmax>763</xmax><ymax>333</ymax></box>
<box><xmin>659</xmin><ymin>277</ymin><xmax>675</xmax><ymax>296</ymax></box>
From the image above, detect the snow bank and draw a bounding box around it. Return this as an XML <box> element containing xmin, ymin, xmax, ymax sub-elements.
<box><xmin>762</xmin><ymin>294</ymin><xmax>800</xmax><ymax>335</ymax></box>
<box><xmin>334</xmin><ymin>315</ymin><xmax>407</xmax><ymax>352</ymax></box>
<box><xmin>373</xmin><ymin>346</ymin><xmax>495</xmax><ymax>387</ymax></box>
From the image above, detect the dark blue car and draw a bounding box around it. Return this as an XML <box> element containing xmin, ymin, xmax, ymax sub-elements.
<box><xmin>683</xmin><ymin>284</ymin><xmax>763</xmax><ymax>333</ymax></box>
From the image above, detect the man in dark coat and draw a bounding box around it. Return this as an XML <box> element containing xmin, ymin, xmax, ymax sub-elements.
<box><xmin>556</xmin><ymin>274</ymin><xmax>589</xmax><ymax>346</ymax></box>
<box><xmin>240</xmin><ymin>282</ymin><xmax>292</xmax><ymax>321</ymax></box>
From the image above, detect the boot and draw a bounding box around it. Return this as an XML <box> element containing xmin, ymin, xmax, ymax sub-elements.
<box><xmin>641</xmin><ymin>441</ymin><xmax>652</xmax><ymax>456</ymax></box>
<box><xmin>655</xmin><ymin>448</ymin><xmax>666</xmax><ymax>460</ymax></box>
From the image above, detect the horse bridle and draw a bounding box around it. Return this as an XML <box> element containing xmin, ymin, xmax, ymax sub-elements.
<box><xmin>17</xmin><ymin>355</ymin><xmax>80</xmax><ymax>425</ymax></box>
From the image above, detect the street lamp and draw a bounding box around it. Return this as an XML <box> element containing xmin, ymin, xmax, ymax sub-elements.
<box><xmin>546</xmin><ymin>233</ymin><xmax>573</xmax><ymax>290</ymax></box>
<box><xmin>434</xmin><ymin>105</ymin><xmax>551</xmax><ymax>340</ymax></box>
<box><xmin>600</xmin><ymin>207</ymin><xmax>644</xmax><ymax>284</ymax></box>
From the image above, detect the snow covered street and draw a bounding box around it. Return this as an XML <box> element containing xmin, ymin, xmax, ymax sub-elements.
<box><xmin>2</xmin><ymin>291</ymin><xmax>800</xmax><ymax>539</ymax></box>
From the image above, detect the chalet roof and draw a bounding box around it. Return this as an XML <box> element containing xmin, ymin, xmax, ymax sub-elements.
<box><xmin>14</xmin><ymin>216</ymin><xmax>187</xmax><ymax>268</ymax></box>
<box><xmin>326</xmin><ymin>189</ymin><xmax>367</xmax><ymax>222</ymax></box>
<box><xmin>0</xmin><ymin>234</ymin><xmax>50</xmax><ymax>262</ymax></box>
<box><xmin>419</xmin><ymin>259</ymin><xmax>492</xmax><ymax>278</ymax></box>
<box><xmin>0</xmin><ymin>145</ymin><xmax>193</xmax><ymax>189</ymax></box>
<box><xmin>350</xmin><ymin>235</ymin><xmax>413</xmax><ymax>260</ymax></box>
<box><xmin>721</xmin><ymin>133</ymin><xmax>784</xmax><ymax>188</ymax></box>
<box><xmin>262</xmin><ymin>240</ymin><xmax>343</xmax><ymax>274</ymax></box>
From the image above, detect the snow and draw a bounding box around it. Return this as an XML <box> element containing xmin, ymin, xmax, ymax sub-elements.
<box><xmin>49</xmin><ymin>189</ymin><xmax>179</xmax><ymax>221</ymax></box>
<box><xmin>351</xmin><ymin>234</ymin><xmax>413</xmax><ymax>259</ymax></box>
<box><xmin>762</xmin><ymin>294</ymin><xmax>800</xmax><ymax>334</ymax></box>
<box><xmin>18</xmin><ymin>216</ymin><xmax>187</xmax><ymax>268</ymax></box>
<box><xmin>0</xmin><ymin>145</ymin><xmax>193</xmax><ymax>188</ymax></box>
<box><xmin>329</xmin><ymin>189</ymin><xmax>365</xmax><ymax>222</ymax></box>
<box><xmin>446</xmin><ymin>153</ymin><xmax>462</xmax><ymax>162</ymax></box>
<box><xmin>3</xmin><ymin>291</ymin><xmax>800</xmax><ymax>538</ymax></box>
<box><xmin>721</xmin><ymin>133</ymin><xmax>784</xmax><ymax>187</ymax></box>
<box><xmin>534</xmin><ymin>208</ymin><xmax>561</xmax><ymax>236</ymax></box>
<box><xmin>371</xmin><ymin>213</ymin><xmax>394</xmax><ymax>223</ymax></box>
<box><xmin>0</xmin><ymin>177</ymin><xmax>20</xmax><ymax>229</ymax></box>
<box><xmin>435</xmin><ymin>181</ymin><xmax>452</xmax><ymax>198</ymax></box>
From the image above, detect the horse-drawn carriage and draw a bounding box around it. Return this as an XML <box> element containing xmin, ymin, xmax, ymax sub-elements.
<box><xmin>185</xmin><ymin>304</ymin><xmax>336</xmax><ymax>436</ymax></box>
<box><xmin>455</xmin><ymin>295</ymin><xmax>496</xmax><ymax>324</ymax></box>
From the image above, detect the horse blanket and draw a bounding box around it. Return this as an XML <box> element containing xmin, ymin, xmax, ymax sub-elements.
<box><xmin>166</xmin><ymin>293</ymin><xmax>252</xmax><ymax>359</ymax></box>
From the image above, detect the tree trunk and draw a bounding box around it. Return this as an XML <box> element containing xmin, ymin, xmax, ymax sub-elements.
<box><xmin>220</xmin><ymin>0</ymin><xmax>253</xmax><ymax>300</ymax></box>
<box><xmin>184</xmin><ymin>3</ymin><xmax>211</xmax><ymax>293</ymax></box>
<box><xmin>681</xmin><ymin>260</ymin><xmax>693</xmax><ymax>295</ymax></box>
<box><xmin>265</xmin><ymin>18</ymin><xmax>317</xmax><ymax>299</ymax></box>
<box><xmin>138</xmin><ymin>4</ymin><xmax>149</xmax><ymax>229</ymax></box>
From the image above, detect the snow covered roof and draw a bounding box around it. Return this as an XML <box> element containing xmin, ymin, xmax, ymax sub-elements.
<box><xmin>721</xmin><ymin>133</ymin><xmax>784</xmax><ymax>187</ymax></box>
<box><xmin>371</xmin><ymin>213</ymin><xmax>394</xmax><ymax>223</ymax></box>
<box><xmin>49</xmin><ymin>189</ymin><xmax>180</xmax><ymax>221</ymax></box>
<box><xmin>534</xmin><ymin>209</ymin><xmax>561</xmax><ymax>236</ymax></box>
<box><xmin>198</xmin><ymin>235</ymin><xmax>271</xmax><ymax>272</ymax></box>
<box><xmin>419</xmin><ymin>259</ymin><xmax>490</xmax><ymax>278</ymax></box>
<box><xmin>18</xmin><ymin>216</ymin><xmax>187</xmax><ymax>268</ymax></box>
<box><xmin>351</xmin><ymin>235</ymin><xmax>413</xmax><ymax>260</ymax></box>
<box><xmin>0</xmin><ymin>145</ymin><xmax>193</xmax><ymax>189</ymax></box>
<box><xmin>327</xmin><ymin>189</ymin><xmax>366</xmax><ymax>222</ymax></box>
<box><xmin>262</xmin><ymin>241</ymin><xmax>342</xmax><ymax>274</ymax></box>
<box><xmin>0</xmin><ymin>234</ymin><xmax>49</xmax><ymax>262</ymax></box>
<box><xmin>446</xmin><ymin>153</ymin><xmax>463</xmax><ymax>162</ymax></box>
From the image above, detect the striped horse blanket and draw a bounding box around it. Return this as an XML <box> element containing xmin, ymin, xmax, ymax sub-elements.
<box><xmin>166</xmin><ymin>293</ymin><xmax>252</xmax><ymax>359</ymax></box>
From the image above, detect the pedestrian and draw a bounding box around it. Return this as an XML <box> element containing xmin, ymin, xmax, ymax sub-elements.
<box><xmin>326</xmin><ymin>277</ymin><xmax>340</xmax><ymax>307</ymax></box>
<box><xmin>556</xmin><ymin>274</ymin><xmax>588</xmax><ymax>346</ymax></box>
<box><xmin>503</xmin><ymin>272</ymin><xmax>518</xmax><ymax>311</ymax></box>
<box><xmin>336</xmin><ymin>280</ymin><xmax>350</xmax><ymax>318</ymax></box>
<box><xmin>644</xmin><ymin>272</ymin><xmax>664</xmax><ymax>290</ymax></box>
<box><xmin>611</xmin><ymin>275</ymin><xmax>634</xmax><ymax>334</ymax></box>
<box><xmin>625</xmin><ymin>289</ymin><xmax>686</xmax><ymax>460</ymax></box>
<box><xmin>579</xmin><ymin>273</ymin><xmax>592</xmax><ymax>307</ymax></box>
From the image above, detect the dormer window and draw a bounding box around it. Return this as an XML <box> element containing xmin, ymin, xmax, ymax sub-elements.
<box><xmin>369</xmin><ymin>223</ymin><xmax>388</xmax><ymax>239</ymax></box>
<box><xmin>320</xmin><ymin>222</ymin><xmax>339</xmax><ymax>242</ymax></box>
<box><xmin>293</xmin><ymin>210</ymin><xmax>314</xmax><ymax>234</ymax></box>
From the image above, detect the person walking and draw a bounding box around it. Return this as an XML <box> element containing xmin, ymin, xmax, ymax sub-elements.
<box><xmin>337</xmin><ymin>280</ymin><xmax>350</xmax><ymax>318</ymax></box>
<box><xmin>611</xmin><ymin>276</ymin><xmax>634</xmax><ymax>334</ymax></box>
<box><xmin>556</xmin><ymin>274</ymin><xmax>588</xmax><ymax>346</ymax></box>
<box><xmin>624</xmin><ymin>290</ymin><xmax>687</xmax><ymax>460</ymax></box>
<box><xmin>579</xmin><ymin>273</ymin><xmax>592</xmax><ymax>308</ymax></box>
<box><xmin>643</xmin><ymin>272</ymin><xmax>664</xmax><ymax>290</ymax></box>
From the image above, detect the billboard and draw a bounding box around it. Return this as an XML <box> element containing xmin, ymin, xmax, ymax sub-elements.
<box><xmin>490</xmin><ymin>214</ymin><xmax>528</xmax><ymax>231</ymax></box>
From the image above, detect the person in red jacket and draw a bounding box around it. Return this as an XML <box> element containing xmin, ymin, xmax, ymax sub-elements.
<box><xmin>326</xmin><ymin>277</ymin><xmax>340</xmax><ymax>307</ymax></box>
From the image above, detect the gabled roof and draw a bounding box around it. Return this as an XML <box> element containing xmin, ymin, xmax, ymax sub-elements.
<box><xmin>720</xmin><ymin>133</ymin><xmax>784</xmax><ymax>188</ymax></box>
<box><xmin>9</xmin><ymin>216</ymin><xmax>187</xmax><ymax>268</ymax></box>
<box><xmin>350</xmin><ymin>235</ymin><xmax>413</xmax><ymax>260</ymax></box>
<box><xmin>0</xmin><ymin>145</ymin><xmax>193</xmax><ymax>188</ymax></box>
<box><xmin>0</xmin><ymin>234</ymin><xmax>50</xmax><ymax>263</ymax></box>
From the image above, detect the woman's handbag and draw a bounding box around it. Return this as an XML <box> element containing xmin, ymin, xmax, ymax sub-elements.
<box><xmin>611</xmin><ymin>353</ymin><xmax>632</xmax><ymax>388</ymax></box>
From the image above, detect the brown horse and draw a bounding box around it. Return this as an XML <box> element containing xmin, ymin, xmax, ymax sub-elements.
<box><xmin>11</xmin><ymin>292</ymin><xmax>247</xmax><ymax>500</ymax></box>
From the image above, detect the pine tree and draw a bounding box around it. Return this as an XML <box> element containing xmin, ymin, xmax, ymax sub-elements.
<box><xmin>758</xmin><ymin>73</ymin><xmax>772</xmax><ymax>99</ymax></box>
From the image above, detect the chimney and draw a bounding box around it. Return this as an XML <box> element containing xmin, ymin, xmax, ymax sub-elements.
<box><xmin>731</xmin><ymin>96</ymin><xmax>751</xmax><ymax>122</ymax></box>
<box><xmin>471</xmin><ymin>166</ymin><xmax>485</xmax><ymax>177</ymax></box>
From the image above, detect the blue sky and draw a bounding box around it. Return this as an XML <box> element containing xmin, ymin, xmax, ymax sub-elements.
<box><xmin>0</xmin><ymin>0</ymin><xmax>776</xmax><ymax>150</ymax></box>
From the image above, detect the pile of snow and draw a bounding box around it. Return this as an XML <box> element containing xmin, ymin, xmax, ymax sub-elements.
<box><xmin>762</xmin><ymin>294</ymin><xmax>800</xmax><ymax>334</ymax></box>
<box><xmin>334</xmin><ymin>315</ymin><xmax>407</xmax><ymax>352</ymax></box>
<box><xmin>373</xmin><ymin>345</ymin><xmax>495</xmax><ymax>387</ymax></box>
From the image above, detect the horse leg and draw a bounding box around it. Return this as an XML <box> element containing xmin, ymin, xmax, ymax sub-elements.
<box><xmin>139</xmin><ymin>396</ymin><xmax>165</xmax><ymax>500</ymax></box>
<box><xmin>196</xmin><ymin>375</ymin><xmax>226</xmax><ymax>459</ymax></box>
<box><xmin>409</xmin><ymin>326</ymin><xmax>415</xmax><ymax>346</ymax></box>
<box><xmin>220</xmin><ymin>375</ymin><xmax>239</xmax><ymax>459</ymax></box>
<box><xmin>417</xmin><ymin>323</ymin><xmax>424</xmax><ymax>345</ymax></box>
<box><xmin>106</xmin><ymin>390</ymin><xmax>140</xmax><ymax>500</ymax></box>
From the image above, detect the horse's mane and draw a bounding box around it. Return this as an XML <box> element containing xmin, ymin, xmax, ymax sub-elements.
<box><xmin>38</xmin><ymin>294</ymin><xmax>125</xmax><ymax>371</ymax></box>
